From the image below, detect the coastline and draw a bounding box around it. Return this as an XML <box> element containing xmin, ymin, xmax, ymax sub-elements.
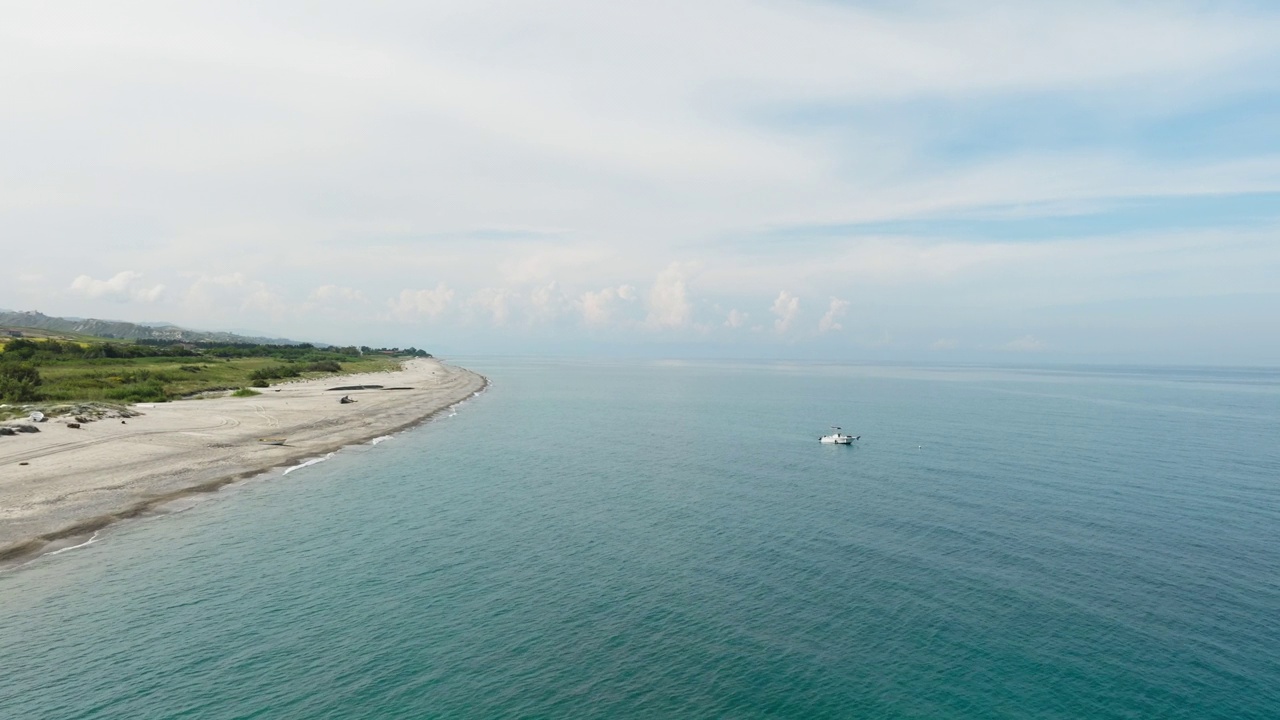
<box><xmin>0</xmin><ymin>358</ymin><xmax>487</xmax><ymax>567</ymax></box>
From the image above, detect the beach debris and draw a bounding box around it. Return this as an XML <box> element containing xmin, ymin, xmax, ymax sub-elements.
<box><xmin>258</xmin><ymin>437</ymin><xmax>287</xmax><ymax>446</ymax></box>
<box><xmin>0</xmin><ymin>427</ymin><xmax>15</xmax><ymax>436</ymax></box>
<box><xmin>67</xmin><ymin>423</ymin><xmax>81</xmax><ymax>429</ymax></box>
<box><xmin>339</xmin><ymin>395</ymin><xmax>356</xmax><ymax>404</ymax></box>
<box><xmin>74</xmin><ymin>415</ymin><xmax>90</xmax><ymax>424</ymax></box>
<box><xmin>18</xmin><ymin>461</ymin><xmax>28</xmax><ymax>465</ymax></box>
<box><xmin>29</xmin><ymin>411</ymin><xmax>46</xmax><ymax>423</ymax></box>
<box><xmin>14</xmin><ymin>424</ymin><xmax>39</xmax><ymax>434</ymax></box>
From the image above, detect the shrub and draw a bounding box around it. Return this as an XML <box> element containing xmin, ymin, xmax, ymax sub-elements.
<box><xmin>248</xmin><ymin>365</ymin><xmax>301</xmax><ymax>382</ymax></box>
<box><xmin>104</xmin><ymin>380</ymin><xmax>168</xmax><ymax>403</ymax></box>
<box><xmin>304</xmin><ymin>360</ymin><xmax>341</xmax><ymax>373</ymax></box>
<box><xmin>231</xmin><ymin>387</ymin><xmax>260</xmax><ymax>397</ymax></box>
<box><xmin>0</xmin><ymin>363</ymin><xmax>43</xmax><ymax>402</ymax></box>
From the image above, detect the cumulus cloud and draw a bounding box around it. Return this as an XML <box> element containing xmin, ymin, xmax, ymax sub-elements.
<box><xmin>388</xmin><ymin>284</ymin><xmax>454</xmax><ymax>321</ymax></box>
<box><xmin>724</xmin><ymin>308</ymin><xmax>748</xmax><ymax>328</ymax></box>
<box><xmin>528</xmin><ymin>281</ymin><xmax>571</xmax><ymax>324</ymax></box>
<box><xmin>580</xmin><ymin>284</ymin><xmax>637</xmax><ymax>327</ymax></box>
<box><xmin>1002</xmin><ymin>335</ymin><xmax>1046</xmax><ymax>352</ymax></box>
<box><xmin>646</xmin><ymin>264</ymin><xmax>692</xmax><ymax>329</ymax></box>
<box><xmin>309</xmin><ymin>285</ymin><xmax>368</xmax><ymax>303</ymax></box>
<box><xmin>818</xmin><ymin>297</ymin><xmax>849</xmax><ymax>333</ymax></box>
<box><xmin>183</xmin><ymin>272</ymin><xmax>284</xmax><ymax>316</ymax></box>
<box><xmin>470</xmin><ymin>287</ymin><xmax>517</xmax><ymax>325</ymax></box>
<box><xmin>69</xmin><ymin>271</ymin><xmax>164</xmax><ymax>303</ymax></box>
<box><xmin>771</xmin><ymin>291</ymin><xmax>800</xmax><ymax>333</ymax></box>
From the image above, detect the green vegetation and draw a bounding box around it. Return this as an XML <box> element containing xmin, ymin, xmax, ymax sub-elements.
<box><xmin>231</xmin><ymin>387</ymin><xmax>261</xmax><ymax>397</ymax></box>
<box><xmin>0</xmin><ymin>363</ymin><xmax>43</xmax><ymax>402</ymax></box>
<box><xmin>0</xmin><ymin>334</ymin><xmax>421</xmax><ymax>404</ymax></box>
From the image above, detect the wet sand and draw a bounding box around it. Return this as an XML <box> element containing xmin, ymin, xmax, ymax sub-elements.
<box><xmin>0</xmin><ymin>359</ymin><xmax>486</xmax><ymax>565</ymax></box>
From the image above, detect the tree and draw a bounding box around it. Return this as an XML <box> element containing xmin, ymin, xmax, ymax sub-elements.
<box><xmin>0</xmin><ymin>363</ymin><xmax>43</xmax><ymax>402</ymax></box>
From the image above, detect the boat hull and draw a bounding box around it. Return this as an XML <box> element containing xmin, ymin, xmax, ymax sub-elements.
<box><xmin>819</xmin><ymin>434</ymin><xmax>859</xmax><ymax>444</ymax></box>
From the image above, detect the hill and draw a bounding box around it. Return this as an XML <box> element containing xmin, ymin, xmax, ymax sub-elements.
<box><xmin>0</xmin><ymin>310</ymin><xmax>305</xmax><ymax>345</ymax></box>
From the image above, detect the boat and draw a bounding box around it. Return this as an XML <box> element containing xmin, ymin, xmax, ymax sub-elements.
<box><xmin>819</xmin><ymin>427</ymin><xmax>859</xmax><ymax>444</ymax></box>
<box><xmin>258</xmin><ymin>437</ymin><xmax>287</xmax><ymax>446</ymax></box>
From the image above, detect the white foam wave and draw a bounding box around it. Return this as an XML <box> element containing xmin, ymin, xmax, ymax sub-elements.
<box><xmin>48</xmin><ymin>531</ymin><xmax>100</xmax><ymax>556</ymax></box>
<box><xmin>283</xmin><ymin>452</ymin><xmax>336</xmax><ymax>475</ymax></box>
<box><xmin>370</xmin><ymin>435</ymin><xmax>394</xmax><ymax>446</ymax></box>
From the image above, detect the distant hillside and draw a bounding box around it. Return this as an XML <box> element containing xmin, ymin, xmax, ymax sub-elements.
<box><xmin>0</xmin><ymin>310</ymin><xmax>306</xmax><ymax>345</ymax></box>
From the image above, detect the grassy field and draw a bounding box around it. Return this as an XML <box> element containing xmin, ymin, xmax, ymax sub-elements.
<box><xmin>0</xmin><ymin>330</ymin><xmax>418</xmax><ymax>410</ymax></box>
<box><xmin>29</xmin><ymin>355</ymin><xmax>399</xmax><ymax>403</ymax></box>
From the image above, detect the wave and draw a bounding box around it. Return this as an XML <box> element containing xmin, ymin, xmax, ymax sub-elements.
<box><xmin>369</xmin><ymin>435</ymin><xmax>394</xmax><ymax>446</ymax></box>
<box><xmin>47</xmin><ymin>531</ymin><xmax>100</xmax><ymax>556</ymax></box>
<box><xmin>283</xmin><ymin>452</ymin><xmax>336</xmax><ymax>475</ymax></box>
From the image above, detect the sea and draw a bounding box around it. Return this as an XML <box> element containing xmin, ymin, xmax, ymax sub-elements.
<box><xmin>2</xmin><ymin>359</ymin><xmax>1278</xmax><ymax>719</ymax></box>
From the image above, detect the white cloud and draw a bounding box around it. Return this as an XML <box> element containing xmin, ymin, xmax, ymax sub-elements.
<box><xmin>309</xmin><ymin>285</ymin><xmax>368</xmax><ymax>304</ymax></box>
<box><xmin>183</xmin><ymin>272</ymin><xmax>284</xmax><ymax>317</ymax></box>
<box><xmin>388</xmin><ymin>284</ymin><xmax>455</xmax><ymax>322</ymax></box>
<box><xmin>818</xmin><ymin>297</ymin><xmax>849</xmax><ymax>333</ymax></box>
<box><xmin>646</xmin><ymin>264</ymin><xmax>692</xmax><ymax>329</ymax></box>
<box><xmin>580</xmin><ymin>284</ymin><xmax>636</xmax><ymax>328</ymax></box>
<box><xmin>528</xmin><ymin>281</ymin><xmax>570</xmax><ymax>324</ymax></box>
<box><xmin>724</xmin><ymin>308</ymin><xmax>748</xmax><ymax>328</ymax></box>
<box><xmin>470</xmin><ymin>287</ymin><xmax>517</xmax><ymax>326</ymax></box>
<box><xmin>771</xmin><ymin>291</ymin><xmax>800</xmax><ymax>333</ymax></box>
<box><xmin>1002</xmin><ymin>335</ymin><xmax>1046</xmax><ymax>352</ymax></box>
<box><xmin>1</xmin><ymin>3</ymin><xmax>1277</xmax><ymax>360</ymax></box>
<box><xmin>68</xmin><ymin>271</ymin><xmax>164</xmax><ymax>303</ymax></box>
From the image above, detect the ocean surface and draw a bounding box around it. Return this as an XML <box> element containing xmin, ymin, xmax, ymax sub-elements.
<box><xmin>2</xmin><ymin>359</ymin><xmax>1279</xmax><ymax>719</ymax></box>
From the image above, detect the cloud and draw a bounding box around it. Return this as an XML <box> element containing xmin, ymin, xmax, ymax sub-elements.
<box><xmin>183</xmin><ymin>272</ymin><xmax>285</xmax><ymax>317</ymax></box>
<box><xmin>470</xmin><ymin>287</ymin><xmax>517</xmax><ymax>326</ymax></box>
<box><xmin>724</xmin><ymin>308</ymin><xmax>748</xmax><ymax>328</ymax></box>
<box><xmin>580</xmin><ymin>284</ymin><xmax>636</xmax><ymax>327</ymax></box>
<box><xmin>68</xmin><ymin>271</ymin><xmax>164</xmax><ymax>303</ymax></box>
<box><xmin>3</xmin><ymin>3</ymin><xmax>1278</xmax><ymax>361</ymax></box>
<box><xmin>1002</xmin><ymin>335</ymin><xmax>1046</xmax><ymax>352</ymax></box>
<box><xmin>309</xmin><ymin>285</ymin><xmax>368</xmax><ymax>304</ymax></box>
<box><xmin>528</xmin><ymin>281</ymin><xmax>571</xmax><ymax>324</ymax></box>
<box><xmin>771</xmin><ymin>291</ymin><xmax>800</xmax><ymax>333</ymax></box>
<box><xmin>388</xmin><ymin>284</ymin><xmax>455</xmax><ymax>321</ymax></box>
<box><xmin>818</xmin><ymin>297</ymin><xmax>849</xmax><ymax>332</ymax></box>
<box><xmin>646</xmin><ymin>264</ymin><xmax>692</xmax><ymax>329</ymax></box>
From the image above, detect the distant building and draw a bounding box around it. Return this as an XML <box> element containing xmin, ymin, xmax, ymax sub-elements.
<box><xmin>2</xmin><ymin>329</ymin><xmax>23</xmax><ymax>338</ymax></box>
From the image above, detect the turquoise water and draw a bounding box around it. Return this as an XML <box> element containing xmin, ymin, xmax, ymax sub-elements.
<box><xmin>2</xmin><ymin>360</ymin><xmax>1279</xmax><ymax>718</ymax></box>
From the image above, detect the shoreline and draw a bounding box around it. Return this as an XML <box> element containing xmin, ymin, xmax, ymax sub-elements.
<box><xmin>0</xmin><ymin>359</ymin><xmax>487</xmax><ymax>568</ymax></box>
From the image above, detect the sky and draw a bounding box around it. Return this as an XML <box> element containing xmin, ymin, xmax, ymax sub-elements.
<box><xmin>2</xmin><ymin>0</ymin><xmax>1278</xmax><ymax>363</ymax></box>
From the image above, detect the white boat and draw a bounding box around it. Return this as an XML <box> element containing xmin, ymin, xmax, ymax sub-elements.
<box><xmin>819</xmin><ymin>426</ymin><xmax>859</xmax><ymax>444</ymax></box>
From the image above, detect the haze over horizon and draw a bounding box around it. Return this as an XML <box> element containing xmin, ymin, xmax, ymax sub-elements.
<box><xmin>3</xmin><ymin>1</ymin><xmax>1278</xmax><ymax>363</ymax></box>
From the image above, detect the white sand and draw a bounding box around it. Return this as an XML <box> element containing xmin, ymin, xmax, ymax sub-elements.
<box><xmin>0</xmin><ymin>359</ymin><xmax>486</xmax><ymax>563</ymax></box>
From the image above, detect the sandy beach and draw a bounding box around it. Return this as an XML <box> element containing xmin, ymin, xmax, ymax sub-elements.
<box><xmin>0</xmin><ymin>358</ymin><xmax>486</xmax><ymax>565</ymax></box>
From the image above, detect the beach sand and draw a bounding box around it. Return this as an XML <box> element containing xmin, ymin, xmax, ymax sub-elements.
<box><xmin>0</xmin><ymin>358</ymin><xmax>486</xmax><ymax>565</ymax></box>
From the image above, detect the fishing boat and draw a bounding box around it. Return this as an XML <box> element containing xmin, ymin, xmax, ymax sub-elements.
<box><xmin>258</xmin><ymin>437</ymin><xmax>287</xmax><ymax>446</ymax></box>
<box><xmin>819</xmin><ymin>427</ymin><xmax>859</xmax><ymax>445</ymax></box>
